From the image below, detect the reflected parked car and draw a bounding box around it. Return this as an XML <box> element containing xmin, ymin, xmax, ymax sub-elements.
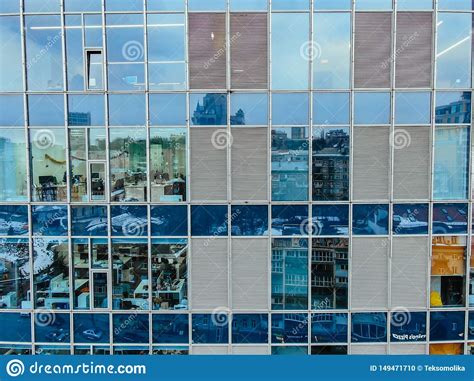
<box><xmin>82</xmin><ymin>328</ymin><xmax>103</xmax><ymax>341</ymax></box>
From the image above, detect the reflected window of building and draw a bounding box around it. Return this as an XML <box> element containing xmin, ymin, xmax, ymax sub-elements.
<box><xmin>191</xmin><ymin>205</ymin><xmax>228</xmax><ymax>236</ymax></box>
<box><xmin>0</xmin><ymin>95</ymin><xmax>24</xmax><ymax>126</ymax></box>
<box><xmin>113</xmin><ymin>314</ymin><xmax>149</xmax><ymax>343</ymax></box>
<box><xmin>0</xmin><ymin>313</ymin><xmax>31</xmax><ymax>342</ymax></box>
<box><xmin>271</xmin><ymin>314</ymin><xmax>308</xmax><ymax>344</ymax></box>
<box><xmin>230</xmin><ymin>93</ymin><xmax>268</xmax><ymax>126</ymax></box>
<box><xmin>231</xmin><ymin>205</ymin><xmax>268</xmax><ymax>236</ymax></box>
<box><xmin>271</xmin><ymin>127</ymin><xmax>309</xmax><ymax>201</ymax></box>
<box><xmin>71</xmin><ymin>206</ymin><xmax>108</xmax><ymax>236</ymax></box>
<box><xmin>192</xmin><ymin>314</ymin><xmax>229</xmax><ymax>344</ymax></box>
<box><xmin>431</xmin><ymin>236</ymin><xmax>466</xmax><ymax>308</ymax></box>
<box><xmin>352</xmin><ymin>204</ymin><xmax>389</xmax><ymax>235</ymax></box>
<box><xmin>150</xmin><ymin>128</ymin><xmax>186</xmax><ymax>202</ymax></box>
<box><xmin>68</xmin><ymin>95</ymin><xmax>105</xmax><ymax>126</ymax></box>
<box><xmin>152</xmin><ymin>314</ymin><xmax>189</xmax><ymax>343</ymax></box>
<box><xmin>271</xmin><ymin>205</ymin><xmax>308</xmax><ymax>236</ymax></box>
<box><xmin>109</xmin><ymin>128</ymin><xmax>147</xmax><ymax>202</ymax></box>
<box><xmin>33</xmin><ymin>238</ymin><xmax>69</xmax><ymax>309</ymax></box>
<box><xmin>32</xmin><ymin>205</ymin><xmax>68</xmax><ymax>236</ymax></box>
<box><xmin>272</xmin><ymin>238</ymin><xmax>308</xmax><ymax>310</ymax></box>
<box><xmin>0</xmin><ymin>128</ymin><xmax>27</xmax><ymax>201</ymax></box>
<box><xmin>313</xmin><ymin>93</ymin><xmax>350</xmax><ymax>125</ymax></box>
<box><xmin>390</xmin><ymin>312</ymin><xmax>426</xmax><ymax>342</ymax></box>
<box><xmin>312</xmin><ymin>205</ymin><xmax>349</xmax><ymax>236</ymax></box>
<box><xmin>354</xmin><ymin>92</ymin><xmax>391</xmax><ymax>125</ymax></box>
<box><xmin>272</xmin><ymin>93</ymin><xmax>309</xmax><ymax>126</ymax></box>
<box><xmin>112</xmin><ymin>238</ymin><xmax>148</xmax><ymax>310</ymax></box>
<box><xmin>395</xmin><ymin>92</ymin><xmax>431</xmax><ymax>125</ymax></box>
<box><xmin>151</xmin><ymin>239</ymin><xmax>188</xmax><ymax>310</ymax></box>
<box><xmin>432</xmin><ymin>203</ymin><xmax>468</xmax><ymax>234</ymax></box>
<box><xmin>149</xmin><ymin>94</ymin><xmax>186</xmax><ymax>126</ymax></box>
<box><xmin>430</xmin><ymin>311</ymin><xmax>465</xmax><ymax>341</ymax></box>
<box><xmin>34</xmin><ymin>312</ymin><xmax>70</xmax><ymax>344</ymax></box>
<box><xmin>190</xmin><ymin>93</ymin><xmax>227</xmax><ymax>126</ymax></box>
<box><xmin>435</xmin><ymin>92</ymin><xmax>471</xmax><ymax>124</ymax></box>
<box><xmin>351</xmin><ymin>313</ymin><xmax>387</xmax><ymax>343</ymax></box>
<box><xmin>73</xmin><ymin>314</ymin><xmax>109</xmax><ymax>344</ymax></box>
<box><xmin>111</xmin><ymin>205</ymin><xmax>148</xmax><ymax>237</ymax></box>
<box><xmin>393</xmin><ymin>204</ymin><xmax>429</xmax><ymax>235</ymax></box>
<box><xmin>311</xmin><ymin>313</ymin><xmax>348</xmax><ymax>343</ymax></box>
<box><xmin>28</xmin><ymin>95</ymin><xmax>64</xmax><ymax>126</ymax></box>
<box><xmin>312</xmin><ymin>127</ymin><xmax>349</xmax><ymax>201</ymax></box>
<box><xmin>311</xmin><ymin>239</ymin><xmax>348</xmax><ymax>310</ymax></box>
<box><xmin>150</xmin><ymin>205</ymin><xmax>188</xmax><ymax>237</ymax></box>
<box><xmin>232</xmin><ymin>314</ymin><xmax>268</xmax><ymax>344</ymax></box>
<box><xmin>0</xmin><ymin>239</ymin><xmax>30</xmax><ymax>309</ymax></box>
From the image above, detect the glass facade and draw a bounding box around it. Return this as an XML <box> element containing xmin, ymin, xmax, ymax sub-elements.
<box><xmin>0</xmin><ymin>0</ymin><xmax>473</xmax><ymax>356</ymax></box>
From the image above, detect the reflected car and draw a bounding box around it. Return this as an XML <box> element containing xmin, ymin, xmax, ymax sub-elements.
<box><xmin>82</xmin><ymin>329</ymin><xmax>103</xmax><ymax>341</ymax></box>
<box><xmin>46</xmin><ymin>329</ymin><xmax>69</xmax><ymax>342</ymax></box>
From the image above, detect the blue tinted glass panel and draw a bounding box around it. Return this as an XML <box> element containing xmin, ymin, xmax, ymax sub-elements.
<box><xmin>28</xmin><ymin>95</ymin><xmax>64</xmax><ymax>126</ymax></box>
<box><xmin>188</xmin><ymin>0</ymin><xmax>226</xmax><ymax>11</ymax></box>
<box><xmin>432</xmin><ymin>203</ymin><xmax>468</xmax><ymax>234</ymax></box>
<box><xmin>313</xmin><ymin>93</ymin><xmax>350</xmax><ymax>125</ymax></box>
<box><xmin>311</xmin><ymin>313</ymin><xmax>348</xmax><ymax>343</ymax></box>
<box><xmin>354</xmin><ymin>92</ymin><xmax>390</xmax><ymax>125</ymax></box>
<box><xmin>230</xmin><ymin>93</ymin><xmax>268</xmax><ymax>126</ymax></box>
<box><xmin>434</xmin><ymin>126</ymin><xmax>469</xmax><ymax>200</ymax></box>
<box><xmin>397</xmin><ymin>0</ymin><xmax>432</xmax><ymax>9</ymax></box>
<box><xmin>35</xmin><ymin>313</ymin><xmax>70</xmax><ymax>343</ymax></box>
<box><xmin>272</xmin><ymin>127</ymin><xmax>309</xmax><ymax>201</ymax></box>
<box><xmin>105</xmin><ymin>0</ymin><xmax>143</xmax><ymax>11</ymax></box>
<box><xmin>351</xmin><ymin>313</ymin><xmax>387</xmax><ymax>343</ymax></box>
<box><xmin>68</xmin><ymin>95</ymin><xmax>105</xmax><ymax>126</ymax></box>
<box><xmin>390</xmin><ymin>312</ymin><xmax>426</xmax><ymax>342</ymax></box>
<box><xmin>151</xmin><ymin>206</ymin><xmax>188</xmax><ymax>236</ymax></box>
<box><xmin>231</xmin><ymin>205</ymin><xmax>268</xmax><ymax>236</ymax></box>
<box><xmin>65</xmin><ymin>0</ymin><xmax>102</xmax><ymax>11</ymax></box>
<box><xmin>393</xmin><ymin>204</ymin><xmax>429</xmax><ymax>235</ymax></box>
<box><xmin>65</xmin><ymin>28</ymin><xmax>84</xmax><ymax>91</ymax></box>
<box><xmin>0</xmin><ymin>239</ymin><xmax>29</xmax><ymax>308</ymax></box>
<box><xmin>435</xmin><ymin>92</ymin><xmax>471</xmax><ymax>124</ymax></box>
<box><xmin>271</xmin><ymin>314</ymin><xmax>308</xmax><ymax>343</ymax></box>
<box><xmin>469</xmin><ymin>312</ymin><xmax>474</xmax><ymax>340</ymax></box>
<box><xmin>0</xmin><ymin>95</ymin><xmax>24</xmax><ymax>126</ymax></box>
<box><xmin>352</xmin><ymin>204</ymin><xmax>389</xmax><ymax>235</ymax></box>
<box><xmin>395</xmin><ymin>92</ymin><xmax>431</xmax><ymax>124</ymax></box>
<box><xmin>0</xmin><ymin>129</ymin><xmax>27</xmax><ymax>202</ymax></box>
<box><xmin>147</xmin><ymin>0</ymin><xmax>185</xmax><ymax>11</ymax></box>
<box><xmin>272</xmin><ymin>205</ymin><xmax>309</xmax><ymax>236</ymax></box>
<box><xmin>192</xmin><ymin>314</ymin><xmax>229</xmax><ymax>344</ymax></box>
<box><xmin>153</xmin><ymin>314</ymin><xmax>189</xmax><ymax>344</ymax></box>
<box><xmin>190</xmin><ymin>94</ymin><xmax>227</xmax><ymax>126</ymax></box>
<box><xmin>25</xmin><ymin>0</ymin><xmax>60</xmax><ymax>12</ymax></box>
<box><xmin>149</xmin><ymin>94</ymin><xmax>186</xmax><ymax>126</ymax></box>
<box><xmin>0</xmin><ymin>205</ymin><xmax>28</xmax><ymax>235</ymax></box>
<box><xmin>271</xmin><ymin>13</ymin><xmax>310</xmax><ymax>90</ymax></box>
<box><xmin>272</xmin><ymin>346</ymin><xmax>307</xmax><ymax>355</ymax></box>
<box><xmin>113</xmin><ymin>314</ymin><xmax>149</xmax><ymax>344</ymax></box>
<box><xmin>356</xmin><ymin>0</ymin><xmax>392</xmax><ymax>9</ymax></box>
<box><xmin>32</xmin><ymin>205</ymin><xmax>68</xmax><ymax>236</ymax></box>
<box><xmin>108</xmin><ymin>94</ymin><xmax>146</xmax><ymax>126</ymax></box>
<box><xmin>231</xmin><ymin>0</ymin><xmax>268</xmax><ymax>11</ymax></box>
<box><xmin>272</xmin><ymin>93</ymin><xmax>309</xmax><ymax>125</ymax></box>
<box><xmin>0</xmin><ymin>313</ymin><xmax>31</xmax><ymax>342</ymax></box>
<box><xmin>272</xmin><ymin>0</ymin><xmax>309</xmax><ymax>10</ymax></box>
<box><xmin>73</xmin><ymin>314</ymin><xmax>109</xmax><ymax>344</ymax></box>
<box><xmin>0</xmin><ymin>17</ymin><xmax>23</xmax><ymax>91</ymax></box>
<box><xmin>232</xmin><ymin>314</ymin><xmax>268</xmax><ymax>344</ymax></box>
<box><xmin>430</xmin><ymin>311</ymin><xmax>465</xmax><ymax>341</ymax></box>
<box><xmin>0</xmin><ymin>0</ymin><xmax>20</xmax><ymax>13</ymax></box>
<box><xmin>191</xmin><ymin>205</ymin><xmax>228</xmax><ymax>236</ymax></box>
<box><xmin>111</xmin><ymin>205</ymin><xmax>148</xmax><ymax>237</ymax></box>
<box><xmin>438</xmin><ymin>0</ymin><xmax>472</xmax><ymax>10</ymax></box>
<box><xmin>108</xmin><ymin>64</ymin><xmax>146</xmax><ymax>91</ymax></box>
<box><xmin>71</xmin><ymin>206</ymin><xmax>108</xmax><ymax>236</ymax></box>
<box><xmin>315</xmin><ymin>0</ymin><xmax>351</xmax><ymax>9</ymax></box>
<box><xmin>272</xmin><ymin>238</ymin><xmax>308</xmax><ymax>310</ymax></box>
<box><xmin>312</xmin><ymin>205</ymin><xmax>349</xmax><ymax>236</ymax></box>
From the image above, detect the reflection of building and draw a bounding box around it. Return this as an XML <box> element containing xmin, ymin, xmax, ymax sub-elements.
<box><xmin>230</xmin><ymin>108</ymin><xmax>245</xmax><ymax>125</ymax></box>
<box><xmin>191</xmin><ymin>94</ymin><xmax>226</xmax><ymax>125</ymax></box>
<box><xmin>351</xmin><ymin>314</ymin><xmax>386</xmax><ymax>343</ymax></box>
<box><xmin>68</xmin><ymin>112</ymin><xmax>91</xmax><ymax>126</ymax></box>
<box><xmin>435</xmin><ymin>92</ymin><xmax>471</xmax><ymax>124</ymax></box>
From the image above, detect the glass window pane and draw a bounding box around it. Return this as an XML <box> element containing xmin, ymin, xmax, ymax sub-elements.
<box><xmin>395</xmin><ymin>92</ymin><xmax>431</xmax><ymax>124</ymax></box>
<box><xmin>313</xmin><ymin>93</ymin><xmax>350</xmax><ymax>125</ymax></box>
<box><xmin>271</xmin><ymin>314</ymin><xmax>308</xmax><ymax>343</ymax></box>
<box><xmin>351</xmin><ymin>313</ymin><xmax>387</xmax><ymax>343</ymax></box>
<box><xmin>150</xmin><ymin>205</ymin><xmax>188</xmax><ymax>236</ymax></box>
<box><xmin>272</xmin><ymin>127</ymin><xmax>309</xmax><ymax>201</ymax></box>
<box><xmin>272</xmin><ymin>0</ymin><xmax>309</xmax><ymax>10</ymax></box>
<box><xmin>390</xmin><ymin>312</ymin><xmax>426</xmax><ymax>342</ymax></box>
<box><xmin>397</xmin><ymin>0</ymin><xmax>433</xmax><ymax>9</ymax></box>
<box><xmin>149</xmin><ymin>94</ymin><xmax>186</xmax><ymax>126</ymax></box>
<box><xmin>272</xmin><ymin>93</ymin><xmax>309</xmax><ymax>125</ymax></box>
<box><xmin>433</xmin><ymin>204</ymin><xmax>468</xmax><ymax>234</ymax></box>
<box><xmin>152</xmin><ymin>314</ymin><xmax>189</xmax><ymax>343</ymax></box>
<box><xmin>271</xmin><ymin>13</ymin><xmax>310</xmax><ymax>90</ymax></box>
<box><xmin>434</xmin><ymin>126</ymin><xmax>469</xmax><ymax>200</ymax></box>
<box><xmin>232</xmin><ymin>314</ymin><xmax>268</xmax><ymax>344</ymax></box>
<box><xmin>32</xmin><ymin>205</ymin><xmax>68</xmax><ymax>236</ymax></box>
<box><xmin>0</xmin><ymin>129</ymin><xmax>27</xmax><ymax>201</ymax></box>
<box><xmin>28</xmin><ymin>95</ymin><xmax>64</xmax><ymax>126</ymax></box>
<box><xmin>352</xmin><ymin>204</ymin><xmax>389</xmax><ymax>235</ymax></box>
<box><xmin>0</xmin><ymin>0</ymin><xmax>20</xmax><ymax>13</ymax></box>
<box><xmin>73</xmin><ymin>314</ymin><xmax>109</xmax><ymax>344</ymax></box>
<box><xmin>150</xmin><ymin>128</ymin><xmax>187</xmax><ymax>202</ymax></box>
<box><xmin>151</xmin><ymin>239</ymin><xmax>188</xmax><ymax>310</ymax></box>
<box><xmin>436</xmin><ymin>13</ymin><xmax>472</xmax><ymax>89</ymax></box>
<box><xmin>314</xmin><ymin>13</ymin><xmax>351</xmax><ymax>89</ymax></box>
<box><xmin>188</xmin><ymin>0</ymin><xmax>226</xmax><ymax>11</ymax></box>
<box><xmin>148</xmin><ymin>0</ymin><xmax>185</xmax><ymax>11</ymax></box>
<box><xmin>231</xmin><ymin>0</ymin><xmax>267</xmax><ymax>11</ymax></box>
<box><xmin>35</xmin><ymin>313</ymin><xmax>70</xmax><ymax>343</ymax></box>
<box><xmin>0</xmin><ymin>16</ymin><xmax>23</xmax><ymax>91</ymax></box>
<box><xmin>356</xmin><ymin>0</ymin><xmax>392</xmax><ymax>10</ymax></box>
<box><xmin>190</xmin><ymin>93</ymin><xmax>227</xmax><ymax>126</ymax></box>
<box><xmin>230</xmin><ymin>93</ymin><xmax>268</xmax><ymax>126</ymax></box>
<box><xmin>191</xmin><ymin>205</ymin><xmax>228</xmax><ymax>236</ymax></box>
<box><xmin>113</xmin><ymin>314</ymin><xmax>149</xmax><ymax>343</ymax></box>
<box><xmin>25</xmin><ymin>0</ymin><xmax>60</xmax><ymax>12</ymax></box>
<box><xmin>312</xmin><ymin>205</ymin><xmax>349</xmax><ymax>236</ymax></box>
<box><xmin>354</xmin><ymin>92</ymin><xmax>391</xmax><ymax>125</ymax></box>
<box><xmin>393</xmin><ymin>204</ymin><xmax>429</xmax><ymax>235</ymax></box>
<box><xmin>311</xmin><ymin>313</ymin><xmax>348</xmax><ymax>343</ymax></box>
<box><xmin>438</xmin><ymin>0</ymin><xmax>472</xmax><ymax>10</ymax></box>
<box><xmin>315</xmin><ymin>0</ymin><xmax>351</xmax><ymax>10</ymax></box>
<box><xmin>0</xmin><ymin>205</ymin><xmax>28</xmax><ymax>236</ymax></box>
<box><xmin>231</xmin><ymin>205</ymin><xmax>268</xmax><ymax>236</ymax></box>
<box><xmin>108</xmin><ymin>94</ymin><xmax>146</xmax><ymax>126</ymax></box>
<box><xmin>192</xmin><ymin>314</ymin><xmax>229</xmax><ymax>344</ymax></box>
<box><xmin>111</xmin><ymin>205</ymin><xmax>147</xmax><ymax>237</ymax></box>
<box><xmin>0</xmin><ymin>240</ymin><xmax>29</xmax><ymax>309</ymax></box>
<box><xmin>430</xmin><ymin>311</ymin><xmax>465</xmax><ymax>341</ymax></box>
<box><xmin>65</xmin><ymin>0</ymin><xmax>102</xmax><ymax>12</ymax></box>
<box><xmin>68</xmin><ymin>95</ymin><xmax>105</xmax><ymax>126</ymax></box>
<box><xmin>0</xmin><ymin>314</ymin><xmax>31</xmax><ymax>341</ymax></box>
<box><xmin>271</xmin><ymin>205</ymin><xmax>309</xmax><ymax>236</ymax></box>
<box><xmin>312</xmin><ymin>127</ymin><xmax>349</xmax><ymax>201</ymax></box>
<box><xmin>65</xmin><ymin>28</ymin><xmax>84</xmax><ymax>91</ymax></box>
<box><xmin>105</xmin><ymin>0</ymin><xmax>143</xmax><ymax>11</ymax></box>
<box><xmin>71</xmin><ymin>206</ymin><xmax>108</xmax><ymax>236</ymax></box>
<box><xmin>435</xmin><ymin>91</ymin><xmax>471</xmax><ymax>124</ymax></box>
